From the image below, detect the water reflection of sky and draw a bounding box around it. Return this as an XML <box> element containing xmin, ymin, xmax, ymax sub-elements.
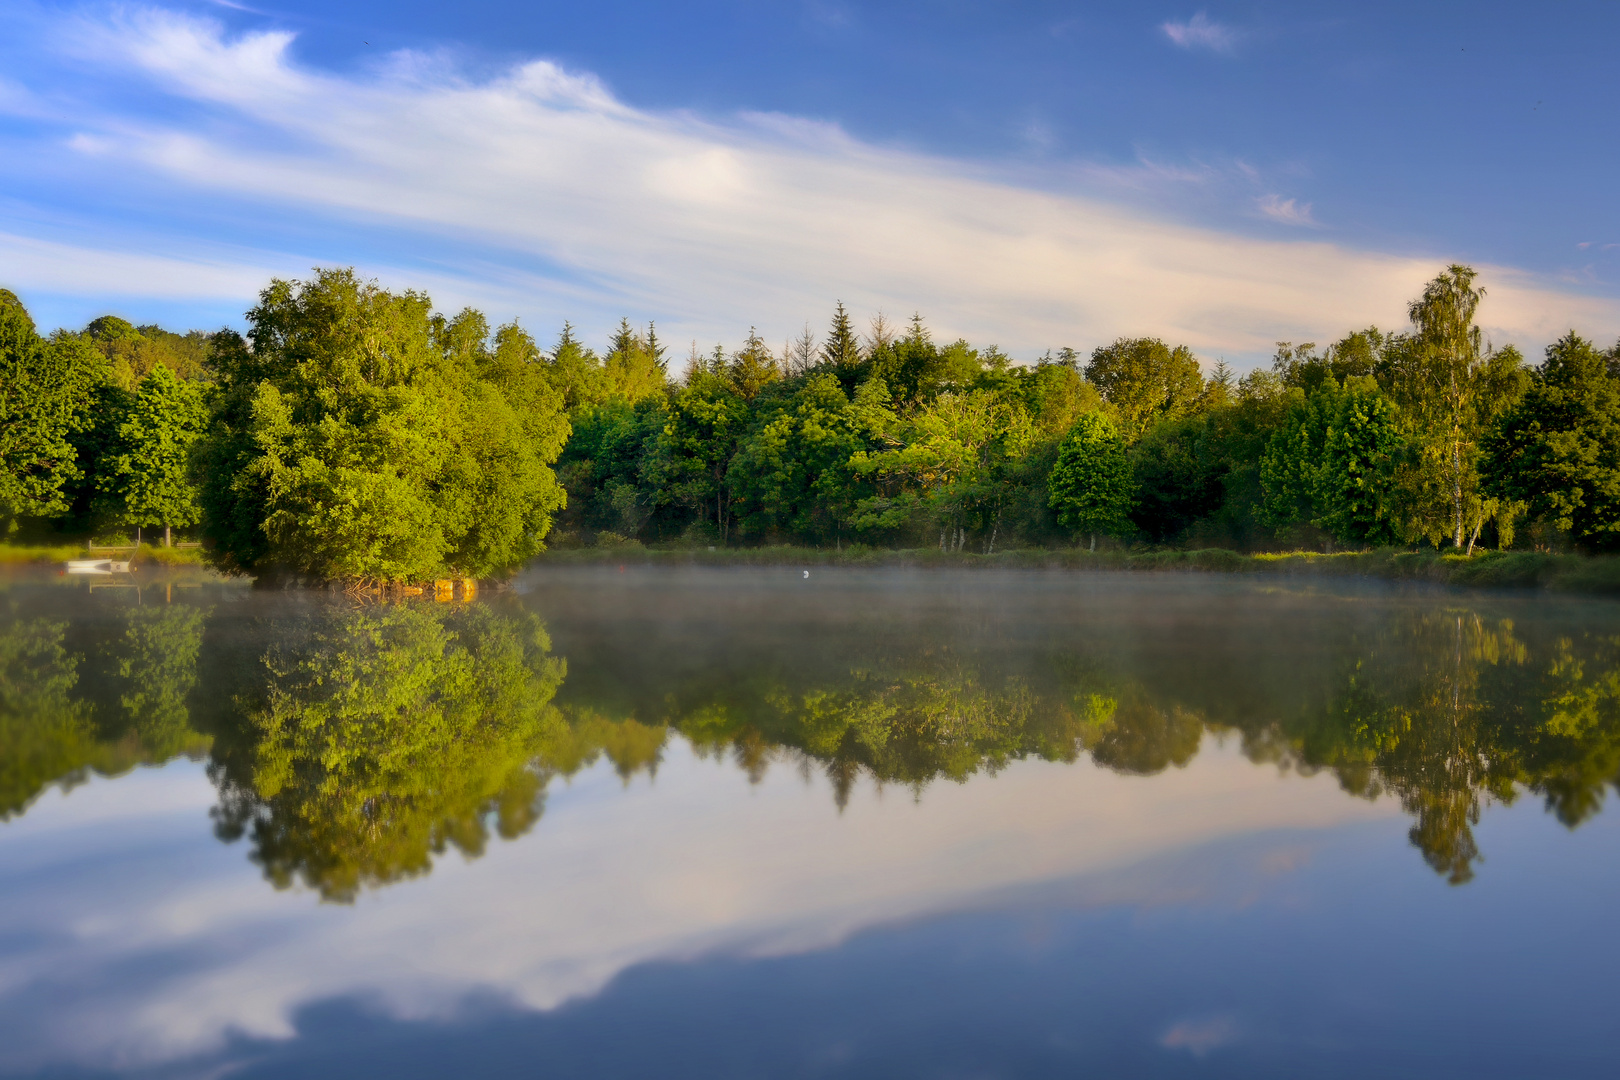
<box><xmin>0</xmin><ymin>733</ymin><xmax>1415</xmax><ymax>1076</ymax></box>
<box><xmin>4</xmin><ymin>570</ymin><xmax>1620</xmax><ymax>1077</ymax></box>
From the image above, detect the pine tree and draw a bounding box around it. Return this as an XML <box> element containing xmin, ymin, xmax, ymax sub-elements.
<box><xmin>728</xmin><ymin>327</ymin><xmax>780</xmax><ymax>400</ymax></box>
<box><xmin>821</xmin><ymin>302</ymin><xmax>860</xmax><ymax>369</ymax></box>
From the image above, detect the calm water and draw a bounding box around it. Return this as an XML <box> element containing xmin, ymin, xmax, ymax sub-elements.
<box><xmin>2</xmin><ymin>566</ymin><xmax>1618</xmax><ymax>1078</ymax></box>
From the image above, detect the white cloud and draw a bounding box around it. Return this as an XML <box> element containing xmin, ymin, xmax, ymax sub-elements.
<box><xmin>2</xmin><ymin>5</ymin><xmax>1615</xmax><ymax>362</ymax></box>
<box><xmin>0</xmin><ymin>230</ymin><xmax>282</xmax><ymax>299</ymax></box>
<box><xmin>1161</xmin><ymin>12</ymin><xmax>1241</xmax><ymax>54</ymax></box>
<box><xmin>1257</xmin><ymin>193</ymin><xmax>1318</xmax><ymax>227</ymax></box>
<box><xmin>0</xmin><ymin>737</ymin><xmax>1394</xmax><ymax>1070</ymax></box>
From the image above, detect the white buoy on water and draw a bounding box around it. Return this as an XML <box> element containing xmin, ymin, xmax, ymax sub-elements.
<box><xmin>803</xmin><ymin>570</ymin><xmax>810</xmax><ymax>579</ymax></box>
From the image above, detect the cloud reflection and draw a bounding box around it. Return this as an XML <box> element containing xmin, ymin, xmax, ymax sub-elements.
<box><xmin>0</xmin><ymin>736</ymin><xmax>1390</xmax><ymax>1071</ymax></box>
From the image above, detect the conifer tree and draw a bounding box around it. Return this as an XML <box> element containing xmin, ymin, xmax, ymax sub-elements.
<box><xmin>728</xmin><ymin>327</ymin><xmax>780</xmax><ymax>400</ymax></box>
<box><xmin>820</xmin><ymin>302</ymin><xmax>862</xmax><ymax>390</ymax></box>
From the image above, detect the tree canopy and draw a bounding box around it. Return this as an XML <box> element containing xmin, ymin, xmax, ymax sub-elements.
<box><xmin>0</xmin><ymin>263</ymin><xmax>1615</xmax><ymax>564</ymax></box>
<box><xmin>199</xmin><ymin>270</ymin><xmax>570</xmax><ymax>581</ymax></box>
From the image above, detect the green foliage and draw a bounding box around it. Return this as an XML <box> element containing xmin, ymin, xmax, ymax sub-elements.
<box><xmin>603</xmin><ymin>318</ymin><xmax>667</xmax><ymax>404</ymax></box>
<box><xmin>558</xmin><ymin>396</ymin><xmax>670</xmax><ymax>537</ymax></box>
<box><xmin>1272</xmin><ymin>328</ymin><xmax>1385</xmax><ymax>396</ymax></box>
<box><xmin>727</xmin><ymin>327</ymin><xmax>781</xmax><ymax>400</ymax></box>
<box><xmin>1047</xmin><ymin>412</ymin><xmax>1132</xmax><ymax>543</ymax></box>
<box><xmin>543</xmin><ymin>323</ymin><xmax>609</xmax><ymax>414</ymax></box>
<box><xmin>5</xmin><ymin>264</ymin><xmax>1616</xmax><ymax>566</ymax></box>
<box><xmin>730</xmin><ymin>373</ymin><xmax>893</xmax><ymax>542</ymax></box>
<box><xmin>851</xmin><ymin>387</ymin><xmax>1032</xmax><ymax>547</ymax></box>
<box><xmin>199</xmin><ymin>270</ymin><xmax>569</xmax><ymax>581</ymax></box>
<box><xmin>1084</xmin><ymin>336</ymin><xmax>1205</xmax><ymax>440</ymax></box>
<box><xmin>1485</xmin><ymin>333</ymin><xmax>1620</xmax><ymax>551</ymax></box>
<box><xmin>1129</xmin><ymin>413</ymin><xmax>1226</xmax><ymax>542</ymax></box>
<box><xmin>1315</xmin><ymin>379</ymin><xmax>1407</xmax><ymax>545</ymax></box>
<box><xmin>1384</xmin><ymin>266</ymin><xmax>1529</xmax><ymax>548</ymax></box>
<box><xmin>97</xmin><ymin>363</ymin><xmax>210</xmax><ymax>533</ymax></box>
<box><xmin>1258</xmin><ymin>377</ymin><xmax>1405</xmax><ymax>546</ymax></box>
<box><xmin>0</xmin><ymin>597</ymin><xmax>211</xmax><ymax>821</ymax></box>
<box><xmin>212</xmin><ymin>601</ymin><xmax>566</xmax><ymax>902</ymax></box>
<box><xmin>0</xmin><ymin>292</ymin><xmax>107</xmax><ymax>532</ymax></box>
<box><xmin>819</xmin><ymin>300</ymin><xmax>863</xmax><ymax>392</ymax></box>
<box><xmin>85</xmin><ymin>315</ymin><xmax>212</xmax><ymax>388</ymax></box>
<box><xmin>661</xmin><ymin>371</ymin><xmax>749</xmax><ymax>540</ymax></box>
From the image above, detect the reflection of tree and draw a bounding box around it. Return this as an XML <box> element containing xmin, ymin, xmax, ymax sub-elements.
<box><xmin>0</xmin><ymin>598</ymin><xmax>209</xmax><ymax>819</ymax></box>
<box><xmin>110</xmin><ymin>604</ymin><xmax>212</xmax><ymax>761</ymax></box>
<box><xmin>8</xmin><ymin>581</ymin><xmax>1620</xmax><ymax>893</ymax></box>
<box><xmin>0</xmin><ymin>611</ymin><xmax>93</xmax><ymax>818</ymax></box>
<box><xmin>210</xmin><ymin>602</ymin><xmax>566</xmax><ymax>902</ymax></box>
<box><xmin>562</xmin><ymin>640</ymin><xmax>1168</xmax><ymax>809</ymax></box>
<box><xmin>1249</xmin><ymin>611</ymin><xmax>1620</xmax><ymax>884</ymax></box>
<box><xmin>550</xmin><ymin>594</ymin><xmax>1620</xmax><ymax>885</ymax></box>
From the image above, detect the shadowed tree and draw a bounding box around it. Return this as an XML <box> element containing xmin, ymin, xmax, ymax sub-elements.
<box><xmin>1484</xmin><ymin>333</ymin><xmax>1620</xmax><ymax>551</ymax></box>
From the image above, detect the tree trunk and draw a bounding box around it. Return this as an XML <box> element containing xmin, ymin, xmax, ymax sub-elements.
<box><xmin>1089</xmin><ymin>533</ymin><xmax>1096</xmax><ymax>553</ymax></box>
<box><xmin>1452</xmin><ymin>435</ymin><xmax>1464</xmax><ymax>549</ymax></box>
<box><xmin>164</xmin><ymin>524</ymin><xmax>171</xmax><ymax>548</ymax></box>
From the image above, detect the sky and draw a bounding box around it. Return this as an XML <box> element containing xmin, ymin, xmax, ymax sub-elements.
<box><xmin>1</xmin><ymin>0</ymin><xmax>1618</xmax><ymax>366</ymax></box>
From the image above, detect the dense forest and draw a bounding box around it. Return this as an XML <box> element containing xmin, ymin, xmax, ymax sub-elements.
<box><xmin>3</xmin><ymin>264</ymin><xmax>1618</xmax><ymax>581</ymax></box>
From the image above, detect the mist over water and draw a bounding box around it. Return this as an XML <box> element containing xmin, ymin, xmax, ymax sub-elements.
<box><xmin>2</xmin><ymin>567</ymin><xmax>1617</xmax><ymax>1077</ymax></box>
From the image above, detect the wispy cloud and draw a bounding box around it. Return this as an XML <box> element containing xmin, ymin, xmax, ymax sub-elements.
<box><xmin>1</xmin><ymin>5</ymin><xmax>1615</xmax><ymax>361</ymax></box>
<box><xmin>1161</xmin><ymin>12</ymin><xmax>1241</xmax><ymax>53</ymax></box>
<box><xmin>1257</xmin><ymin>193</ymin><xmax>1317</xmax><ymax>227</ymax></box>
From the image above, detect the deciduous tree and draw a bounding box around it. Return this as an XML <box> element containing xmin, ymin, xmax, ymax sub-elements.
<box><xmin>1047</xmin><ymin>412</ymin><xmax>1132</xmax><ymax>549</ymax></box>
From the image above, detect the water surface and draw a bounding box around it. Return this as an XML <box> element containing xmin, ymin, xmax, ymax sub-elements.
<box><xmin>2</xmin><ymin>567</ymin><xmax>1617</xmax><ymax>1077</ymax></box>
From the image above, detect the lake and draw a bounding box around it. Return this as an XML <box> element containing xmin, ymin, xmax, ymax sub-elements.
<box><xmin>2</xmin><ymin>565</ymin><xmax>1617</xmax><ymax>1078</ymax></box>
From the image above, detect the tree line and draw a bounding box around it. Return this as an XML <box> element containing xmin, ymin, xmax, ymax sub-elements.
<box><xmin>3</xmin><ymin>264</ymin><xmax>1618</xmax><ymax>580</ymax></box>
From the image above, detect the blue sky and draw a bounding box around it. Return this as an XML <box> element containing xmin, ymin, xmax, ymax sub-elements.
<box><xmin>1</xmin><ymin>0</ymin><xmax>1617</xmax><ymax>365</ymax></box>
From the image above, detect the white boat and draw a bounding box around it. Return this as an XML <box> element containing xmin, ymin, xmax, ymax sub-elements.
<box><xmin>65</xmin><ymin>559</ymin><xmax>135</xmax><ymax>575</ymax></box>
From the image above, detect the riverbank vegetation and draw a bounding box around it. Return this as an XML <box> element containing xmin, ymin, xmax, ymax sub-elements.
<box><xmin>3</xmin><ymin>264</ymin><xmax>1618</xmax><ymax>583</ymax></box>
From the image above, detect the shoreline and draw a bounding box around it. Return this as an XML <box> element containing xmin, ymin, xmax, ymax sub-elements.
<box><xmin>0</xmin><ymin>542</ymin><xmax>209</xmax><ymax>567</ymax></box>
<box><xmin>6</xmin><ymin>541</ymin><xmax>1616</xmax><ymax>596</ymax></box>
<box><xmin>535</xmin><ymin>544</ymin><xmax>1620</xmax><ymax>595</ymax></box>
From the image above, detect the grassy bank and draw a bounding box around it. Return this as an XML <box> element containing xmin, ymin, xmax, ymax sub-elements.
<box><xmin>537</xmin><ymin>544</ymin><xmax>1620</xmax><ymax>595</ymax></box>
<box><xmin>0</xmin><ymin>542</ymin><xmax>210</xmax><ymax>566</ymax></box>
